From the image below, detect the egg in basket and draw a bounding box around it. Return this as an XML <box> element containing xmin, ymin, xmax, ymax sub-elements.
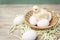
<box><xmin>25</xmin><ymin>6</ymin><xmax>58</xmax><ymax>30</ymax></box>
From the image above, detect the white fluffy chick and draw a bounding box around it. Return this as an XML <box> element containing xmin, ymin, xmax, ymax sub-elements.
<box><xmin>36</xmin><ymin>8</ymin><xmax>52</xmax><ymax>21</ymax></box>
<box><xmin>40</xmin><ymin>8</ymin><xmax>52</xmax><ymax>21</ymax></box>
<box><xmin>29</xmin><ymin>16</ymin><xmax>37</xmax><ymax>25</ymax></box>
<box><xmin>37</xmin><ymin>19</ymin><xmax>49</xmax><ymax>27</ymax></box>
<box><xmin>32</xmin><ymin>5</ymin><xmax>40</xmax><ymax>13</ymax></box>
<box><xmin>33</xmin><ymin>8</ymin><xmax>48</xmax><ymax>21</ymax></box>
<box><xmin>13</xmin><ymin>15</ymin><xmax>24</xmax><ymax>25</ymax></box>
<box><xmin>39</xmin><ymin>8</ymin><xmax>48</xmax><ymax>15</ymax></box>
<box><xmin>21</xmin><ymin>30</ymin><xmax>37</xmax><ymax>40</ymax></box>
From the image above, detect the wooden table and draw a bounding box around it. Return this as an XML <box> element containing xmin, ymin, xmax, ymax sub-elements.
<box><xmin>0</xmin><ymin>4</ymin><xmax>60</xmax><ymax>40</ymax></box>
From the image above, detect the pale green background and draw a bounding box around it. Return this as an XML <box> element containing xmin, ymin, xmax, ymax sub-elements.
<box><xmin>0</xmin><ymin>0</ymin><xmax>60</xmax><ymax>4</ymax></box>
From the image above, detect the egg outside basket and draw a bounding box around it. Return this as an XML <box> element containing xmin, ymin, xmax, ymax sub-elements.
<box><xmin>24</xmin><ymin>8</ymin><xmax>58</xmax><ymax>30</ymax></box>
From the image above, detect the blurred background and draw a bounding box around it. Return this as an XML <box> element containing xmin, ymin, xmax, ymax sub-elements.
<box><xmin>0</xmin><ymin>0</ymin><xmax>60</xmax><ymax>4</ymax></box>
<box><xmin>0</xmin><ymin>0</ymin><xmax>60</xmax><ymax>40</ymax></box>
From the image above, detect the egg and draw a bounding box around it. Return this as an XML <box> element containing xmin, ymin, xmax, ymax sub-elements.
<box><xmin>21</xmin><ymin>30</ymin><xmax>37</xmax><ymax>40</ymax></box>
<box><xmin>32</xmin><ymin>5</ymin><xmax>39</xmax><ymax>13</ymax></box>
<box><xmin>13</xmin><ymin>15</ymin><xmax>24</xmax><ymax>25</ymax></box>
<box><xmin>37</xmin><ymin>19</ymin><xmax>49</xmax><ymax>27</ymax></box>
<box><xmin>29</xmin><ymin>16</ymin><xmax>37</xmax><ymax>25</ymax></box>
<box><xmin>47</xmin><ymin>12</ymin><xmax>52</xmax><ymax>21</ymax></box>
<box><xmin>58</xmin><ymin>38</ymin><xmax>60</xmax><ymax>40</ymax></box>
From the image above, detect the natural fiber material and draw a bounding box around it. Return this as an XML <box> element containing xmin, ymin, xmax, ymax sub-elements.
<box><xmin>25</xmin><ymin>9</ymin><xmax>58</xmax><ymax>30</ymax></box>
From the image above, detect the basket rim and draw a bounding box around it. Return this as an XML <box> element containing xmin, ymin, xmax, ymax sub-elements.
<box><xmin>24</xmin><ymin>8</ymin><xmax>58</xmax><ymax>30</ymax></box>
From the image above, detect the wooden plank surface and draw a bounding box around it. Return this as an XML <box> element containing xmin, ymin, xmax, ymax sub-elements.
<box><xmin>0</xmin><ymin>4</ymin><xmax>60</xmax><ymax>40</ymax></box>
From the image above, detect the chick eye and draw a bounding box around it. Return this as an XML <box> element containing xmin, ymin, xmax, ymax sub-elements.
<box><xmin>35</xmin><ymin>9</ymin><xmax>37</xmax><ymax>11</ymax></box>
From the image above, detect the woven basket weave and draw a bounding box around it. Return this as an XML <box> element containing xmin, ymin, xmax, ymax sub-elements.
<box><xmin>25</xmin><ymin>8</ymin><xmax>58</xmax><ymax>30</ymax></box>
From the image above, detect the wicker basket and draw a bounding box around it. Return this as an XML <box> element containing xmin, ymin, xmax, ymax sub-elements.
<box><xmin>25</xmin><ymin>8</ymin><xmax>58</xmax><ymax>30</ymax></box>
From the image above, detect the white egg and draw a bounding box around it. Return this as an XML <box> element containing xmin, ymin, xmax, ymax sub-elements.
<box><xmin>29</xmin><ymin>16</ymin><xmax>37</xmax><ymax>25</ymax></box>
<box><xmin>58</xmin><ymin>38</ymin><xmax>60</xmax><ymax>40</ymax></box>
<box><xmin>32</xmin><ymin>5</ymin><xmax>39</xmax><ymax>13</ymax></box>
<box><xmin>47</xmin><ymin>12</ymin><xmax>52</xmax><ymax>21</ymax></box>
<box><xmin>21</xmin><ymin>30</ymin><xmax>37</xmax><ymax>40</ymax></box>
<box><xmin>13</xmin><ymin>15</ymin><xmax>24</xmax><ymax>25</ymax></box>
<box><xmin>37</xmin><ymin>19</ymin><xmax>49</xmax><ymax>27</ymax></box>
